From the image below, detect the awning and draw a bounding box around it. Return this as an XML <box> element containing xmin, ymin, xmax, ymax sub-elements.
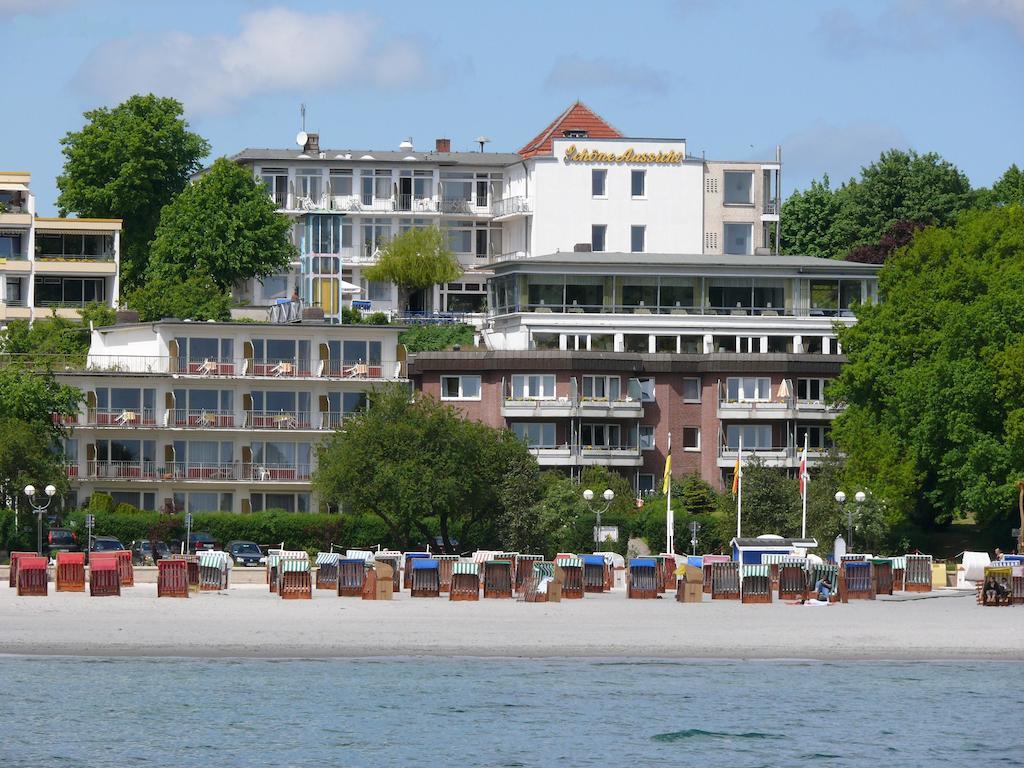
<box><xmin>340</xmin><ymin>279</ymin><xmax>361</xmax><ymax>295</ymax></box>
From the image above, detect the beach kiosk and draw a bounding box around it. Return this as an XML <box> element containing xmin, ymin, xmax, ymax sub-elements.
<box><xmin>731</xmin><ymin>536</ymin><xmax>818</xmax><ymax>564</ymax></box>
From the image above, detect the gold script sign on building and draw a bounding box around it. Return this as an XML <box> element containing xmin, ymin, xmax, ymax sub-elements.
<box><xmin>563</xmin><ymin>144</ymin><xmax>684</xmax><ymax>164</ymax></box>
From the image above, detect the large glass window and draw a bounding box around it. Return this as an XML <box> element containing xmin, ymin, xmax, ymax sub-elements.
<box><xmin>659</xmin><ymin>276</ymin><xmax>696</xmax><ymax>310</ymax></box>
<box><xmin>511</xmin><ymin>374</ymin><xmax>555</xmax><ymax>399</ymax></box>
<box><xmin>34</xmin><ymin>277</ymin><xmax>105</xmax><ymax>306</ymax></box>
<box><xmin>329</xmin><ymin>169</ymin><xmax>353</xmax><ymax>197</ymax></box>
<box><xmin>527</xmin><ymin>275</ymin><xmax>564</xmax><ymax>309</ymax></box>
<box><xmin>592</xmin><ymin>169</ymin><xmax>607</xmax><ymax>197</ymax></box>
<box><xmin>582</xmin><ymin>376</ymin><xmax>621</xmax><ymax>401</ymax></box>
<box><xmin>621</xmin><ymin>276</ymin><xmax>657</xmax><ymax>309</ymax></box>
<box><xmin>723</xmin><ymin>171</ymin><xmax>753</xmax><ymax>204</ymax></box>
<box><xmin>296</xmin><ymin>170</ymin><xmax>322</xmax><ymax>202</ymax></box>
<box><xmin>723</xmin><ymin>223</ymin><xmax>753</xmax><ymax>254</ymax></box>
<box><xmin>726</xmin><ymin>424</ymin><xmax>773</xmax><ymax>450</ymax></box>
<box><xmin>440</xmin><ymin>375</ymin><xmax>481</xmax><ymax>400</ymax></box>
<box><xmin>0</xmin><ymin>235</ymin><xmax>21</xmax><ymax>258</ymax></box>
<box><xmin>35</xmin><ymin>233</ymin><xmax>114</xmax><ymax>259</ymax></box>
<box><xmin>512</xmin><ymin>422</ymin><xmax>556</xmax><ymax>448</ymax></box>
<box><xmin>631</xmin><ymin>170</ymin><xmax>646</xmax><ymax>197</ymax></box>
<box><xmin>581</xmin><ymin>423</ymin><xmax>623</xmax><ymax>448</ymax></box>
<box><xmin>726</xmin><ymin>377</ymin><xmax>772</xmax><ymax>402</ymax></box>
<box><xmin>591</xmin><ymin>224</ymin><xmax>607</xmax><ymax>252</ymax></box>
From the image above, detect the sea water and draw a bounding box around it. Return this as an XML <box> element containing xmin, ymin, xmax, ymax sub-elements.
<box><xmin>0</xmin><ymin>656</ymin><xmax>1021</xmax><ymax>767</ymax></box>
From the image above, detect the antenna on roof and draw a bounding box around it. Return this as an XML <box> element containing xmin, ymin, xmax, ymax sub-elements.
<box><xmin>476</xmin><ymin>136</ymin><xmax>490</xmax><ymax>153</ymax></box>
<box><xmin>300</xmin><ymin>103</ymin><xmax>306</xmax><ymax>132</ymax></box>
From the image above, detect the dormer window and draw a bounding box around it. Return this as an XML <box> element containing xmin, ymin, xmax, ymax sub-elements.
<box><xmin>563</xmin><ymin>129</ymin><xmax>588</xmax><ymax>138</ymax></box>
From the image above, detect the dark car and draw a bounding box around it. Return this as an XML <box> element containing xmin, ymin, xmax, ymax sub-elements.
<box><xmin>188</xmin><ymin>532</ymin><xmax>218</xmax><ymax>553</ymax></box>
<box><xmin>45</xmin><ymin>528</ymin><xmax>80</xmax><ymax>557</ymax></box>
<box><xmin>87</xmin><ymin>536</ymin><xmax>124</xmax><ymax>563</ymax></box>
<box><xmin>130</xmin><ymin>539</ymin><xmax>171</xmax><ymax>565</ymax></box>
<box><xmin>226</xmin><ymin>540</ymin><xmax>265</xmax><ymax>567</ymax></box>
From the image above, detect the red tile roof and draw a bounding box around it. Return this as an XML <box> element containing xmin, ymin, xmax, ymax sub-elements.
<box><xmin>518</xmin><ymin>101</ymin><xmax>622</xmax><ymax>158</ymax></box>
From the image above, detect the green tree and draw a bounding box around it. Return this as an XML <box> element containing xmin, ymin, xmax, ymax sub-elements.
<box><xmin>976</xmin><ymin>164</ymin><xmax>1024</xmax><ymax>209</ymax></box>
<box><xmin>831</xmin><ymin>204</ymin><xmax>1024</xmax><ymax>538</ymax></box>
<box><xmin>147</xmin><ymin>157</ymin><xmax>296</xmax><ymax>290</ymax></box>
<box><xmin>126</xmin><ymin>273</ymin><xmax>232</xmax><ymax>322</ymax></box>
<box><xmin>0</xmin><ymin>417</ymin><xmax>70</xmax><ymax>523</ymax></box>
<box><xmin>313</xmin><ymin>384</ymin><xmax>538</xmax><ymax>552</ymax></box>
<box><xmin>363</xmin><ymin>227</ymin><xmax>461</xmax><ymax>311</ymax></box>
<box><xmin>56</xmin><ymin>94</ymin><xmax>210</xmax><ymax>289</ymax></box>
<box><xmin>673</xmin><ymin>473</ymin><xmax>719</xmax><ymax>516</ymax></box>
<box><xmin>0</xmin><ymin>365</ymin><xmax>81</xmax><ymax>441</ymax></box>
<box><xmin>780</xmin><ymin>175</ymin><xmax>841</xmax><ymax>257</ymax></box>
<box><xmin>399</xmin><ymin>324</ymin><xmax>475</xmax><ymax>352</ymax></box>
<box><xmin>732</xmin><ymin>457</ymin><xmax>800</xmax><ymax>538</ymax></box>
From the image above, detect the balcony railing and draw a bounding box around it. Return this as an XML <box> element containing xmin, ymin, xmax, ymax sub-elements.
<box><xmin>249</xmin><ymin>358</ymin><xmax>314</xmax><ymax>378</ymax></box>
<box><xmin>85</xmin><ymin>460</ymin><xmax>313</xmax><ymax>482</ymax></box>
<box><xmin>491</xmin><ymin>196</ymin><xmax>532</xmax><ymax>218</ymax></box>
<box><xmin>35</xmin><ymin>253</ymin><xmax>115</xmax><ymax>262</ymax></box>
<box><xmin>321</xmin><ymin>412</ymin><xmax>345</xmax><ymax>430</ymax></box>
<box><xmin>245</xmin><ymin>410</ymin><xmax>313</xmax><ymax>429</ymax></box>
<box><xmin>65</xmin><ymin>461</ymin><xmax>79</xmax><ymax>479</ymax></box>
<box><xmin>321</xmin><ymin>360</ymin><xmax>389</xmax><ymax>378</ymax></box>
<box><xmin>162</xmin><ymin>462</ymin><xmax>241</xmax><ymax>481</ymax></box>
<box><xmin>249</xmin><ymin>463</ymin><xmax>312</xmax><ymax>481</ymax></box>
<box><xmin>88</xmin><ymin>460</ymin><xmax>158</xmax><ymax>479</ymax></box>
<box><xmin>167</xmin><ymin>409</ymin><xmax>236</xmax><ymax>428</ymax></box>
<box><xmin>2</xmin><ymin>253</ymin><xmax>28</xmax><ymax>261</ymax></box>
<box><xmin>86</xmin><ymin>408</ymin><xmax>158</xmax><ymax>427</ymax></box>
<box><xmin>763</xmin><ymin>199</ymin><xmax>780</xmax><ymax>215</ymax></box>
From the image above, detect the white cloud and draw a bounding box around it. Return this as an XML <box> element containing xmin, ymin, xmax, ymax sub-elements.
<box><xmin>73</xmin><ymin>8</ymin><xmax>438</xmax><ymax>115</ymax></box>
<box><xmin>947</xmin><ymin>0</ymin><xmax>1024</xmax><ymax>40</ymax></box>
<box><xmin>544</xmin><ymin>55</ymin><xmax>672</xmax><ymax>95</ymax></box>
<box><xmin>0</xmin><ymin>0</ymin><xmax>77</xmax><ymax>16</ymax></box>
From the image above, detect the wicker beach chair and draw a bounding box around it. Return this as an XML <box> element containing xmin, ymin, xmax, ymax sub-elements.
<box><xmin>761</xmin><ymin>553</ymin><xmax>790</xmax><ymax>590</ymax></box>
<box><xmin>403</xmin><ymin>553</ymin><xmax>430</xmax><ymax>590</ymax></box>
<box><xmin>777</xmin><ymin>558</ymin><xmax>807</xmax><ymax>600</ymax></box>
<box><xmin>266</xmin><ymin>550</ymin><xmax>281</xmax><ymax>593</ymax></box>
<box><xmin>904</xmin><ymin>554</ymin><xmax>933</xmax><ymax>593</ymax></box>
<box><xmin>871</xmin><ymin>558</ymin><xmax>894</xmax><ymax>596</ymax></box>
<box><xmin>449</xmin><ymin>561</ymin><xmax>480</xmax><ymax>601</ymax></box>
<box><xmin>740</xmin><ymin>564</ymin><xmax>772</xmax><ymax>603</ymax></box>
<box><xmin>410</xmin><ymin>558</ymin><xmax>440</xmax><ymax>597</ymax></box>
<box><xmin>891</xmin><ymin>556</ymin><xmax>906</xmax><ymax>591</ymax></box>
<box><xmin>515</xmin><ymin>554</ymin><xmax>543</xmax><ymax>592</ymax></box>
<box><xmin>375</xmin><ymin>552</ymin><xmax>402</xmax><ymax>593</ymax></box>
<box><xmin>710</xmin><ymin>561</ymin><xmax>740</xmax><ymax>600</ymax></box>
<box><xmin>89</xmin><ymin>555</ymin><xmax>121</xmax><ymax>597</ymax></box>
<box><xmin>659</xmin><ymin>554</ymin><xmax>678</xmax><ymax>592</ymax></box>
<box><xmin>114</xmin><ymin>550</ymin><xmax>134</xmax><ymax>588</ymax></box>
<box><xmin>157</xmin><ymin>558</ymin><xmax>189</xmax><ymax>598</ymax></box>
<box><xmin>337</xmin><ymin>558</ymin><xmax>368</xmax><ymax>597</ymax></box>
<box><xmin>702</xmin><ymin>554</ymin><xmax>731</xmax><ymax>594</ymax></box>
<box><xmin>807</xmin><ymin>563</ymin><xmax>840</xmax><ymax>602</ymax></box>
<box><xmin>628</xmin><ymin>558</ymin><xmax>658</xmax><ymax>599</ymax></box>
<box><xmin>582</xmin><ymin>554</ymin><xmax>609</xmax><ymax>593</ymax></box>
<box><xmin>15</xmin><ymin>556</ymin><xmax>48</xmax><ymax>596</ymax></box>
<box><xmin>555</xmin><ymin>556</ymin><xmax>584</xmax><ymax>599</ymax></box>
<box><xmin>315</xmin><ymin>552</ymin><xmax>341</xmax><ymax>590</ymax></box>
<box><xmin>483</xmin><ymin>560</ymin><xmax>514</xmax><ymax>599</ymax></box>
<box><xmin>198</xmin><ymin>551</ymin><xmax>231</xmax><ymax>591</ymax></box>
<box><xmin>841</xmin><ymin>560</ymin><xmax>874</xmax><ymax>601</ymax></box>
<box><xmin>434</xmin><ymin>554</ymin><xmax>460</xmax><ymax>594</ymax></box>
<box><xmin>519</xmin><ymin>561</ymin><xmax>555</xmax><ymax>603</ymax></box>
<box><xmin>978</xmin><ymin>565</ymin><xmax>1014</xmax><ymax>606</ymax></box>
<box><xmin>55</xmin><ymin>551</ymin><xmax>86</xmax><ymax>592</ymax></box>
<box><xmin>278</xmin><ymin>553</ymin><xmax>312</xmax><ymax>600</ymax></box>
<box><xmin>8</xmin><ymin>552</ymin><xmax>36</xmax><ymax>589</ymax></box>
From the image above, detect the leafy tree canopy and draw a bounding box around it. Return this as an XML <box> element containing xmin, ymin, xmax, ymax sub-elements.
<box><xmin>399</xmin><ymin>324</ymin><xmax>475</xmax><ymax>352</ymax></box>
<box><xmin>976</xmin><ymin>164</ymin><xmax>1024</xmax><ymax>209</ymax></box>
<box><xmin>0</xmin><ymin>417</ymin><xmax>70</xmax><ymax>517</ymax></box>
<box><xmin>126</xmin><ymin>273</ymin><xmax>232</xmax><ymax>322</ymax></box>
<box><xmin>363</xmin><ymin>227</ymin><xmax>461</xmax><ymax>309</ymax></box>
<box><xmin>147</xmin><ymin>157</ymin><xmax>296</xmax><ymax>290</ymax></box>
<box><xmin>56</xmin><ymin>94</ymin><xmax>210</xmax><ymax>290</ymax></box>
<box><xmin>313</xmin><ymin>384</ymin><xmax>539</xmax><ymax>552</ymax></box>
<box><xmin>0</xmin><ymin>365</ymin><xmax>82</xmax><ymax>441</ymax></box>
<box><xmin>731</xmin><ymin>457</ymin><xmax>801</xmax><ymax>538</ymax></box>
<box><xmin>0</xmin><ymin>304</ymin><xmax>114</xmax><ymax>366</ymax></box>
<box><xmin>831</xmin><ymin>204</ymin><xmax>1024</xmax><ymax>537</ymax></box>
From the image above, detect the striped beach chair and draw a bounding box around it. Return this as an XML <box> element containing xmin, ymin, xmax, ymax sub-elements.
<box><xmin>710</xmin><ymin>561</ymin><xmax>740</xmax><ymax>600</ymax></box>
<box><xmin>582</xmin><ymin>554</ymin><xmax>608</xmax><ymax>593</ymax></box>
<box><xmin>277</xmin><ymin>553</ymin><xmax>312</xmax><ymax>600</ymax></box>
<box><xmin>515</xmin><ymin>554</ymin><xmax>543</xmax><ymax>591</ymax></box>
<box><xmin>449</xmin><ymin>561</ymin><xmax>480</xmax><ymax>601</ymax></box>
<box><xmin>740</xmin><ymin>564</ymin><xmax>772</xmax><ymax>603</ymax></box>
<box><xmin>266</xmin><ymin>550</ymin><xmax>282</xmax><ymax>593</ymax></box>
<box><xmin>871</xmin><ymin>558</ymin><xmax>894</xmax><ymax>596</ymax></box>
<box><xmin>483</xmin><ymin>560</ymin><xmax>514</xmax><ymax>599</ymax></box>
<box><xmin>199</xmin><ymin>551</ymin><xmax>231</xmax><ymax>591</ymax></box>
<box><xmin>157</xmin><ymin>558</ymin><xmax>189</xmax><ymax>598</ymax></box>
<box><xmin>519</xmin><ymin>561</ymin><xmax>555</xmax><ymax>603</ymax></box>
<box><xmin>555</xmin><ymin>556</ymin><xmax>584</xmax><ymax>599</ymax></box>
<box><xmin>375</xmin><ymin>551</ymin><xmax>402</xmax><ymax>593</ymax></box>
<box><xmin>761</xmin><ymin>553</ymin><xmax>790</xmax><ymax>590</ymax></box>
<box><xmin>56</xmin><ymin>551</ymin><xmax>86</xmax><ymax>592</ymax></box>
<box><xmin>403</xmin><ymin>553</ymin><xmax>431</xmax><ymax>590</ymax></box>
<box><xmin>702</xmin><ymin>554</ymin><xmax>731</xmax><ymax>594</ymax></box>
<box><xmin>15</xmin><ymin>556</ymin><xmax>48</xmax><ymax>596</ymax></box>
<box><xmin>410</xmin><ymin>558</ymin><xmax>440</xmax><ymax>597</ymax></box>
<box><xmin>777</xmin><ymin>557</ymin><xmax>807</xmax><ymax>600</ymax></box>
<box><xmin>891</xmin><ymin>556</ymin><xmax>906</xmax><ymax>591</ymax></box>
<box><xmin>337</xmin><ymin>558</ymin><xmax>368</xmax><ymax>597</ymax></box>
<box><xmin>89</xmin><ymin>554</ymin><xmax>121</xmax><ymax>596</ymax></box>
<box><xmin>904</xmin><ymin>554</ymin><xmax>933</xmax><ymax>592</ymax></box>
<box><xmin>434</xmin><ymin>554</ymin><xmax>460</xmax><ymax>594</ymax></box>
<box><xmin>628</xmin><ymin>558</ymin><xmax>658</xmax><ymax>599</ymax></box>
<box><xmin>1013</xmin><ymin>565</ymin><xmax>1024</xmax><ymax>605</ymax></box>
<box><xmin>315</xmin><ymin>552</ymin><xmax>341</xmax><ymax>590</ymax></box>
<box><xmin>841</xmin><ymin>560</ymin><xmax>874</xmax><ymax>601</ymax></box>
<box><xmin>807</xmin><ymin>563</ymin><xmax>840</xmax><ymax>601</ymax></box>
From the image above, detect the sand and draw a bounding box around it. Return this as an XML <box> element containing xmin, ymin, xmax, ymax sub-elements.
<box><xmin>2</xmin><ymin>584</ymin><xmax>1022</xmax><ymax>660</ymax></box>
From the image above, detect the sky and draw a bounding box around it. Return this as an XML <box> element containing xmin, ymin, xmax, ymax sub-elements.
<box><xmin>2</xmin><ymin>0</ymin><xmax>1022</xmax><ymax>215</ymax></box>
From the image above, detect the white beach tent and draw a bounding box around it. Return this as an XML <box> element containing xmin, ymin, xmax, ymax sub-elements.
<box><xmin>959</xmin><ymin>551</ymin><xmax>991</xmax><ymax>583</ymax></box>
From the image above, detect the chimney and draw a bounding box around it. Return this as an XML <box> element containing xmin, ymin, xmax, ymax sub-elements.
<box><xmin>303</xmin><ymin>133</ymin><xmax>320</xmax><ymax>153</ymax></box>
<box><xmin>435</xmin><ymin>138</ymin><xmax>451</xmax><ymax>153</ymax></box>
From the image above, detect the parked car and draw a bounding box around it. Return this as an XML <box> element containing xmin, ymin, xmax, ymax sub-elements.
<box><xmin>188</xmin><ymin>532</ymin><xmax>218</xmax><ymax>553</ymax></box>
<box><xmin>130</xmin><ymin>540</ymin><xmax>171</xmax><ymax>565</ymax></box>
<box><xmin>44</xmin><ymin>528</ymin><xmax>79</xmax><ymax>557</ymax></box>
<box><xmin>87</xmin><ymin>536</ymin><xmax>125</xmax><ymax>563</ymax></box>
<box><xmin>226</xmin><ymin>540</ymin><xmax>265</xmax><ymax>567</ymax></box>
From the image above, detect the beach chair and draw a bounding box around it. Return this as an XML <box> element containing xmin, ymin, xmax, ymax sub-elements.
<box><xmin>8</xmin><ymin>552</ymin><xmax>36</xmax><ymax>589</ymax></box>
<box><xmin>904</xmin><ymin>554</ymin><xmax>933</xmax><ymax>593</ymax></box>
<box><xmin>114</xmin><ymin>550</ymin><xmax>134</xmax><ymax>588</ymax></box>
<box><xmin>450</xmin><ymin>561</ymin><xmax>480</xmax><ymax>601</ymax></box>
<box><xmin>315</xmin><ymin>552</ymin><xmax>341</xmax><ymax>590</ymax></box>
<box><xmin>434</xmin><ymin>554</ymin><xmax>460</xmax><ymax>593</ymax></box>
<box><xmin>710</xmin><ymin>561</ymin><xmax>740</xmax><ymax>600</ymax></box>
<box><xmin>628</xmin><ymin>558</ymin><xmax>658</xmax><ymax>599</ymax></box>
<box><xmin>55</xmin><ymin>551</ymin><xmax>86</xmax><ymax>592</ymax></box>
<box><xmin>978</xmin><ymin>565</ymin><xmax>1013</xmax><ymax>606</ymax></box>
<box><xmin>761</xmin><ymin>553</ymin><xmax>789</xmax><ymax>590</ymax></box>
<box><xmin>740</xmin><ymin>564</ymin><xmax>772</xmax><ymax>603</ymax></box>
<box><xmin>89</xmin><ymin>555</ymin><xmax>121</xmax><ymax>597</ymax></box>
<box><xmin>871</xmin><ymin>558</ymin><xmax>894</xmax><ymax>596</ymax></box>
<box><xmin>777</xmin><ymin>558</ymin><xmax>807</xmax><ymax>600</ymax></box>
<box><xmin>16</xmin><ymin>556</ymin><xmax>48</xmax><ymax>596</ymax></box>
<box><xmin>807</xmin><ymin>563</ymin><xmax>840</xmax><ymax>602</ymax></box>
<box><xmin>891</xmin><ymin>556</ymin><xmax>906</xmax><ymax>591</ymax></box>
<box><xmin>337</xmin><ymin>558</ymin><xmax>368</xmax><ymax>597</ymax></box>
<box><xmin>675</xmin><ymin>564</ymin><xmax>704</xmax><ymax>602</ymax></box>
<box><xmin>555</xmin><ymin>556</ymin><xmax>584</xmax><ymax>599</ymax></box>
<box><xmin>659</xmin><ymin>554</ymin><xmax>678</xmax><ymax>592</ymax></box>
<box><xmin>277</xmin><ymin>553</ymin><xmax>312</xmax><ymax>599</ymax></box>
<box><xmin>410</xmin><ymin>558</ymin><xmax>440</xmax><ymax>597</ymax></box>
<box><xmin>841</xmin><ymin>560</ymin><xmax>874</xmax><ymax>601</ymax></box>
<box><xmin>198</xmin><ymin>551</ymin><xmax>231</xmax><ymax>591</ymax></box>
<box><xmin>157</xmin><ymin>559</ymin><xmax>189</xmax><ymax>598</ymax></box>
<box><xmin>266</xmin><ymin>550</ymin><xmax>281</xmax><ymax>593</ymax></box>
<box><xmin>702</xmin><ymin>555</ymin><xmax>731</xmax><ymax>594</ymax></box>
<box><xmin>375</xmin><ymin>552</ymin><xmax>402</xmax><ymax>593</ymax></box>
<box><xmin>403</xmin><ymin>553</ymin><xmax>430</xmax><ymax>590</ymax></box>
<box><xmin>582</xmin><ymin>554</ymin><xmax>608</xmax><ymax>593</ymax></box>
<box><xmin>1013</xmin><ymin>566</ymin><xmax>1024</xmax><ymax>604</ymax></box>
<box><xmin>518</xmin><ymin>561</ymin><xmax>554</xmax><ymax>603</ymax></box>
<box><xmin>363</xmin><ymin>560</ymin><xmax>394</xmax><ymax>600</ymax></box>
<box><xmin>515</xmin><ymin>555</ymin><xmax>543</xmax><ymax>592</ymax></box>
<box><xmin>483</xmin><ymin>560</ymin><xmax>514</xmax><ymax>599</ymax></box>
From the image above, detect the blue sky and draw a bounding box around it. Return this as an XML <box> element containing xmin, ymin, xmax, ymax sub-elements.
<box><xmin>2</xmin><ymin>0</ymin><xmax>1022</xmax><ymax>215</ymax></box>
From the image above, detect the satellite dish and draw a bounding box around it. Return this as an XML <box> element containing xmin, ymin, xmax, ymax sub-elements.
<box><xmin>296</xmin><ymin>131</ymin><xmax>308</xmax><ymax>148</ymax></box>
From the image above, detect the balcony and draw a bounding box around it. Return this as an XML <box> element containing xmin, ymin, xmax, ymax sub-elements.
<box><xmin>501</xmin><ymin>377</ymin><xmax>644</xmax><ymax>419</ymax></box>
<box><xmin>321</xmin><ymin>412</ymin><xmax>344</xmax><ymax>430</ymax></box>
<box><xmin>87</xmin><ymin>460</ymin><xmax>158</xmax><ymax>480</ymax></box>
<box><xmin>248</xmin><ymin>463</ymin><xmax>312</xmax><ymax>482</ymax></box>
<box><xmin>525</xmin><ymin>445</ymin><xmax>643</xmax><ymax>467</ymax></box>
<box><xmin>162</xmin><ymin>462</ymin><xmax>241</xmax><ymax>481</ymax></box>
<box><xmin>85</xmin><ymin>408</ymin><xmax>158</xmax><ymax>427</ymax></box>
<box><xmin>85</xmin><ymin>460</ymin><xmax>312</xmax><ymax>482</ymax></box>
<box><xmin>491</xmin><ymin>196</ymin><xmax>532</xmax><ymax>220</ymax></box>
<box><xmin>244</xmin><ymin>410</ymin><xmax>314</xmax><ymax>430</ymax></box>
<box><xmin>392</xmin><ymin>195</ymin><xmax>437</xmax><ymax>213</ymax></box>
<box><xmin>716</xmin><ymin>445</ymin><xmax>831</xmax><ymax>469</ymax></box>
<box><xmin>249</xmin><ymin>358</ymin><xmax>314</xmax><ymax>378</ymax></box>
<box><xmin>167</xmin><ymin>409</ymin><xmax>236</xmax><ymax>429</ymax></box>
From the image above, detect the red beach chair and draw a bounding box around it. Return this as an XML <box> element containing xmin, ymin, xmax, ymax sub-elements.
<box><xmin>56</xmin><ymin>551</ymin><xmax>86</xmax><ymax>592</ymax></box>
<box><xmin>157</xmin><ymin>559</ymin><xmax>189</xmax><ymax>598</ymax></box>
<box><xmin>16</xmin><ymin>556</ymin><xmax>48</xmax><ymax>596</ymax></box>
<box><xmin>89</xmin><ymin>555</ymin><xmax>121</xmax><ymax>596</ymax></box>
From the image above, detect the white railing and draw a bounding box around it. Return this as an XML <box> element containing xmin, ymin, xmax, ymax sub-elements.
<box><xmin>245</xmin><ymin>410</ymin><xmax>314</xmax><ymax>429</ymax></box>
<box><xmin>167</xmin><ymin>409</ymin><xmax>236</xmax><ymax>428</ymax></box>
<box><xmin>86</xmin><ymin>408</ymin><xmax>158</xmax><ymax>427</ymax></box>
<box><xmin>491</xmin><ymin>196</ymin><xmax>532</xmax><ymax>218</ymax></box>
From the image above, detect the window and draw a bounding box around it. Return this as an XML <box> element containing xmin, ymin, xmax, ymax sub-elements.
<box><xmin>260</xmin><ymin>168</ymin><xmax>288</xmax><ymax>207</ymax></box>
<box><xmin>630</xmin><ymin>225</ymin><xmax>645</xmax><ymax>253</ymax></box>
<box><xmin>413</xmin><ymin>170</ymin><xmax>433</xmax><ymax>201</ymax></box>
<box><xmin>638</xmin><ymin>474</ymin><xmax>655</xmax><ymax>493</ymax></box>
<box><xmin>723</xmin><ymin>223</ymin><xmax>753</xmax><ymax>255</ymax></box>
<box><xmin>723</xmin><ymin>171</ymin><xmax>753</xmax><ymax>204</ymax></box>
<box><xmin>33</xmin><ymin>277</ymin><xmax>105</xmax><ymax>306</ymax></box>
<box><xmin>35</xmin><ymin>234</ymin><xmax>113</xmax><ymax>260</ymax></box>
<box><xmin>682</xmin><ymin>378</ymin><xmax>701</xmax><ymax>402</ymax></box>
<box><xmin>250</xmin><ymin>492</ymin><xmax>310</xmax><ymax>513</ymax></box>
<box><xmin>631</xmin><ymin>170</ymin><xmax>646</xmax><ymax>198</ymax></box>
<box><xmin>639</xmin><ymin>425</ymin><xmax>655</xmax><ymax>451</ymax></box>
<box><xmin>329</xmin><ymin>169</ymin><xmax>353</xmax><ymax>197</ymax></box>
<box><xmin>683</xmin><ymin>426</ymin><xmax>700</xmax><ymax>451</ymax></box>
<box><xmin>581</xmin><ymin>423</ymin><xmax>623</xmax><ymax>448</ymax></box>
<box><xmin>725</xmin><ymin>377</ymin><xmax>771</xmax><ymax>402</ymax></box>
<box><xmin>797</xmin><ymin>425</ymin><xmax>832</xmax><ymax>450</ymax></box>
<box><xmin>512</xmin><ymin>422</ymin><xmax>556</xmax><ymax>448</ymax></box>
<box><xmin>582</xmin><ymin>375</ymin><xmax>621</xmax><ymax>401</ymax></box>
<box><xmin>592</xmin><ymin>169</ymin><xmax>607</xmax><ymax>197</ymax></box>
<box><xmin>260</xmin><ymin>275</ymin><xmax>289</xmax><ymax>301</ymax></box>
<box><xmin>797</xmin><ymin>378</ymin><xmax>831</xmax><ymax>403</ymax></box>
<box><xmin>591</xmin><ymin>224</ymin><xmax>607</xmax><ymax>252</ymax></box>
<box><xmin>726</xmin><ymin>424</ymin><xmax>773</xmax><ymax>450</ymax></box>
<box><xmin>511</xmin><ymin>374</ymin><xmax>555</xmax><ymax>399</ymax></box>
<box><xmin>296</xmin><ymin>169</ymin><xmax>322</xmax><ymax>202</ymax></box>
<box><xmin>440</xmin><ymin>375</ymin><xmax>481</xmax><ymax>400</ymax></box>
<box><xmin>637</xmin><ymin>377</ymin><xmax>655</xmax><ymax>402</ymax></box>
<box><xmin>0</xmin><ymin>234</ymin><xmax>21</xmax><ymax>258</ymax></box>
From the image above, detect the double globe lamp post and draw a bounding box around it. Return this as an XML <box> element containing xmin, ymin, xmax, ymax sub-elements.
<box><xmin>834</xmin><ymin>489</ymin><xmax>866</xmax><ymax>552</ymax></box>
<box><xmin>582</xmin><ymin>488</ymin><xmax>615</xmax><ymax>551</ymax></box>
<box><xmin>24</xmin><ymin>483</ymin><xmax>58</xmax><ymax>556</ymax></box>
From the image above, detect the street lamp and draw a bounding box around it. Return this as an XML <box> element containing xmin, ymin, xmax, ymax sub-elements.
<box><xmin>583</xmin><ymin>488</ymin><xmax>615</xmax><ymax>552</ymax></box>
<box><xmin>24</xmin><ymin>483</ymin><xmax>57</xmax><ymax>556</ymax></box>
<box><xmin>835</xmin><ymin>490</ymin><xmax>866</xmax><ymax>552</ymax></box>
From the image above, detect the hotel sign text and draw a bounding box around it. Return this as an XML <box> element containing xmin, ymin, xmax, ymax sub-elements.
<box><xmin>563</xmin><ymin>145</ymin><xmax>684</xmax><ymax>164</ymax></box>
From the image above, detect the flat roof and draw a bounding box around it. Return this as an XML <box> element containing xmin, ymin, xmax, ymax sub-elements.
<box><xmin>491</xmin><ymin>251</ymin><xmax>880</xmax><ymax>274</ymax></box>
<box><xmin>229</xmin><ymin>148</ymin><xmax>522</xmax><ymax>168</ymax></box>
<box><xmin>97</xmin><ymin>319</ymin><xmax>406</xmax><ymax>333</ymax></box>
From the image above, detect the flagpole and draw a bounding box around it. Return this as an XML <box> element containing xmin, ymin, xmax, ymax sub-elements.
<box><xmin>800</xmin><ymin>431</ymin><xmax>809</xmax><ymax>539</ymax></box>
<box><xmin>736</xmin><ymin>434</ymin><xmax>743</xmax><ymax>538</ymax></box>
<box><xmin>665</xmin><ymin>432</ymin><xmax>673</xmax><ymax>555</ymax></box>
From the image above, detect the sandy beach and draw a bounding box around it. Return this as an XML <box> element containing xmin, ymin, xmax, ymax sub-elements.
<box><xmin>2</xmin><ymin>584</ymin><xmax>1022</xmax><ymax>660</ymax></box>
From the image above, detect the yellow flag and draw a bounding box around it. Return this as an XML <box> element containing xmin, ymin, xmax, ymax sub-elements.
<box><xmin>731</xmin><ymin>455</ymin><xmax>740</xmax><ymax>496</ymax></box>
<box><xmin>662</xmin><ymin>433</ymin><xmax>672</xmax><ymax>494</ymax></box>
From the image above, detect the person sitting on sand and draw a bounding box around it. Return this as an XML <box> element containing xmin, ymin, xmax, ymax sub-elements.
<box><xmin>814</xmin><ymin>576</ymin><xmax>833</xmax><ymax>602</ymax></box>
<box><xmin>983</xmin><ymin>576</ymin><xmax>998</xmax><ymax>604</ymax></box>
